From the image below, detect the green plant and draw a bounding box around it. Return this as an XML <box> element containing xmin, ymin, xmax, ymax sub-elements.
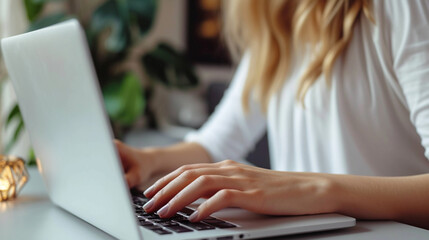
<box><xmin>4</xmin><ymin>0</ymin><xmax>199</xmax><ymax>165</ymax></box>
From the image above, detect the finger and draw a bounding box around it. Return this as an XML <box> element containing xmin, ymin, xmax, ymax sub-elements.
<box><xmin>144</xmin><ymin>163</ymin><xmax>222</xmax><ymax>198</ymax></box>
<box><xmin>144</xmin><ymin>167</ymin><xmax>235</xmax><ymax>212</ymax></box>
<box><xmin>189</xmin><ymin>189</ymin><xmax>251</xmax><ymax>222</ymax></box>
<box><xmin>157</xmin><ymin>175</ymin><xmax>245</xmax><ymax>218</ymax></box>
<box><xmin>146</xmin><ymin>163</ymin><xmax>251</xmax><ymax>206</ymax></box>
<box><xmin>125</xmin><ymin>167</ymin><xmax>141</xmax><ymax>188</ymax></box>
<box><xmin>145</xmin><ymin>160</ymin><xmax>246</xmax><ymax>198</ymax></box>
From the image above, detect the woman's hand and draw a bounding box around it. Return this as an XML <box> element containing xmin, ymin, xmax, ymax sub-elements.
<box><xmin>115</xmin><ymin>140</ymin><xmax>160</xmax><ymax>188</ymax></box>
<box><xmin>142</xmin><ymin>160</ymin><xmax>338</xmax><ymax>222</ymax></box>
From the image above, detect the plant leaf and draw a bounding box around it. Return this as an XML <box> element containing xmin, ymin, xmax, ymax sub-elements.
<box><xmin>28</xmin><ymin>148</ymin><xmax>37</xmax><ymax>166</ymax></box>
<box><xmin>142</xmin><ymin>43</ymin><xmax>199</xmax><ymax>89</ymax></box>
<box><xmin>128</xmin><ymin>0</ymin><xmax>157</xmax><ymax>35</ymax></box>
<box><xmin>6</xmin><ymin>104</ymin><xmax>21</xmax><ymax>128</ymax></box>
<box><xmin>24</xmin><ymin>0</ymin><xmax>44</xmax><ymax>22</ymax></box>
<box><xmin>89</xmin><ymin>0</ymin><xmax>130</xmax><ymax>53</ymax></box>
<box><xmin>33</xmin><ymin>0</ymin><xmax>67</xmax><ymax>3</ymax></box>
<box><xmin>103</xmin><ymin>80</ymin><xmax>123</xmax><ymax>118</ymax></box>
<box><xmin>24</xmin><ymin>0</ymin><xmax>67</xmax><ymax>22</ymax></box>
<box><xmin>28</xmin><ymin>13</ymin><xmax>70</xmax><ymax>32</ymax></box>
<box><xmin>103</xmin><ymin>73</ymin><xmax>145</xmax><ymax>126</ymax></box>
<box><xmin>5</xmin><ymin>118</ymin><xmax>24</xmax><ymax>154</ymax></box>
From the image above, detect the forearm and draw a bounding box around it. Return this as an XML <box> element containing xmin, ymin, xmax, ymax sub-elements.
<box><xmin>148</xmin><ymin>142</ymin><xmax>213</xmax><ymax>175</ymax></box>
<box><xmin>330</xmin><ymin>173</ymin><xmax>429</xmax><ymax>229</ymax></box>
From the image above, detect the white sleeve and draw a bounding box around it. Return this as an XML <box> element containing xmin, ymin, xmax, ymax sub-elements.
<box><xmin>389</xmin><ymin>0</ymin><xmax>429</xmax><ymax>159</ymax></box>
<box><xmin>185</xmin><ymin>53</ymin><xmax>267</xmax><ymax>163</ymax></box>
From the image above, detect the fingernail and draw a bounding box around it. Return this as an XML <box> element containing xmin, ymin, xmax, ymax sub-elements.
<box><xmin>144</xmin><ymin>185</ymin><xmax>154</xmax><ymax>196</ymax></box>
<box><xmin>143</xmin><ymin>199</ymin><xmax>154</xmax><ymax>211</ymax></box>
<box><xmin>188</xmin><ymin>210</ymin><xmax>199</xmax><ymax>222</ymax></box>
<box><xmin>157</xmin><ymin>204</ymin><xmax>169</xmax><ymax>217</ymax></box>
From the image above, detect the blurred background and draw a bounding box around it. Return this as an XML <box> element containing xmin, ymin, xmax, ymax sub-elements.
<box><xmin>0</xmin><ymin>0</ymin><xmax>269</xmax><ymax>168</ymax></box>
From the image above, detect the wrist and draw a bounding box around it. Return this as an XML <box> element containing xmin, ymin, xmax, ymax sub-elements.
<box><xmin>319</xmin><ymin>174</ymin><xmax>347</xmax><ymax>214</ymax></box>
<box><xmin>322</xmin><ymin>174</ymin><xmax>373</xmax><ymax>217</ymax></box>
<box><xmin>327</xmin><ymin>175</ymin><xmax>403</xmax><ymax>220</ymax></box>
<box><xmin>138</xmin><ymin>147</ymin><xmax>164</xmax><ymax>176</ymax></box>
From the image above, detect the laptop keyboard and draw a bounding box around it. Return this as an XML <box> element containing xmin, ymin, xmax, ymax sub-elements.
<box><xmin>131</xmin><ymin>190</ymin><xmax>237</xmax><ymax>235</ymax></box>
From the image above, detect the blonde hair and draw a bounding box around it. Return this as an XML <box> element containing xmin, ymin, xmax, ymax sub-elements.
<box><xmin>223</xmin><ymin>0</ymin><xmax>374</xmax><ymax>111</ymax></box>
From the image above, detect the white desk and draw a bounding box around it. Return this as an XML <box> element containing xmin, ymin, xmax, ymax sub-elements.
<box><xmin>1</xmin><ymin>168</ymin><xmax>429</xmax><ymax>240</ymax></box>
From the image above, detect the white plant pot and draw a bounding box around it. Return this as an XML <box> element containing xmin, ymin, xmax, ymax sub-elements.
<box><xmin>151</xmin><ymin>85</ymin><xmax>208</xmax><ymax>139</ymax></box>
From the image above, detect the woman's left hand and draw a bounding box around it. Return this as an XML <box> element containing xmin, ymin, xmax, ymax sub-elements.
<box><xmin>142</xmin><ymin>160</ymin><xmax>338</xmax><ymax>222</ymax></box>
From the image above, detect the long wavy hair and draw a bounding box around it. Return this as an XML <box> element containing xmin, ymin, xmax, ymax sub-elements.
<box><xmin>223</xmin><ymin>0</ymin><xmax>374</xmax><ymax>111</ymax></box>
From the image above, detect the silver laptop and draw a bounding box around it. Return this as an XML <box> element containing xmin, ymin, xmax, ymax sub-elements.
<box><xmin>1</xmin><ymin>19</ymin><xmax>355</xmax><ymax>240</ymax></box>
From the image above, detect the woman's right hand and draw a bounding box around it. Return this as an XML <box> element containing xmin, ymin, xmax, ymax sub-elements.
<box><xmin>114</xmin><ymin>140</ymin><xmax>159</xmax><ymax>188</ymax></box>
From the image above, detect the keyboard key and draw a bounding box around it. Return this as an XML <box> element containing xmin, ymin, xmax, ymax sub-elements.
<box><xmin>178</xmin><ymin>207</ymin><xmax>195</xmax><ymax>216</ymax></box>
<box><xmin>134</xmin><ymin>201</ymin><xmax>145</xmax><ymax>207</ymax></box>
<box><xmin>137</xmin><ymin>215</ymin><xmax>148</xmax><ymax>220</ymax></box>
<box><xmin>170</xmin><ymin>214</ymin><xmax>187</xmax><ymax>221</ymax></box>
<box><xmin>131</xmin><ymin>190</ymin><xmax>222</xmax><ymax>234</ymax></box>
<box><xmin>159</xmin><ymin>221</ymin><xmax>179</xmax><ymax>227</ymax></box>
<box><xmin>152</xmin><ymin>229</ymin><xmax>172</xmax><ymax>235</ymax></box>
<box><xmin>139</xmin><ymin>221</ymin><xmax>155</xmax><ymax>227</ymax></box>
<box><xmin>151</xmin><ymin>218</ymin><xmax>173</xmax><ymax>223</ymax></box>
<box><xmin>144</xmin><ymin>214</ymin><xmax>159</xmax><ymax>220</ymax></box>
<box><xmin>133</xmin><ymin>195</ymin><xmax>146</xmax><ymax>201</ymax></box>
<box><xmin>179</xmin><ymin>220</ymin><xmax>216</xmax><ymax>231</ymax></box>
<box><xmin>166</xmin><ymin>225</ymin><xmax>193</xmax><ymax>233</ymax></box>
<box><xmin>135</xmin><ymin>209</ymin><xmax>144</xmax><ymax>213</ymax></box>
<box><xmin>202</xmin><ymin>219</ymin><xmax>237</xmax><ymax>228</ymax></box>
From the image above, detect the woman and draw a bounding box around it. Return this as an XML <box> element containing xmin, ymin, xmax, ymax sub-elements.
<box><xmin>116</xmin><ymin>0</ymin><xmax>429</xmax><ymax>229</ymax></box>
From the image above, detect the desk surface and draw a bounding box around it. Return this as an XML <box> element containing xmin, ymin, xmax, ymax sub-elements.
<box><xmin>1</xmin><ymin>168</ymin><xmax>428</xmax><ymax>240</ymax></box>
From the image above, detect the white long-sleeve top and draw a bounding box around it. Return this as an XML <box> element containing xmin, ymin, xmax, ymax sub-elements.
<box><xmin>185</xmin><ymin>0</ymin><xmax>429</xmax><ymax>176</ymax></box>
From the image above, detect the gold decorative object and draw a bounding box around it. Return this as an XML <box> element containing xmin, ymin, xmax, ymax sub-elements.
<box><xmin>0</xmin><ymin>156</ymin><xmax>29</xmax><ymax>201</ymax></box>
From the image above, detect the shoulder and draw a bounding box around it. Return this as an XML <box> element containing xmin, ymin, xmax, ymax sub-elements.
<box><xmin>373</xmin><ymin>0</ymin><xmax>429</xmax><ymax>29</ymax></box>
<box><xmin>371</xmin><ymin>0</ymin><xmax>429</xmax><ymax>63</ymax></box>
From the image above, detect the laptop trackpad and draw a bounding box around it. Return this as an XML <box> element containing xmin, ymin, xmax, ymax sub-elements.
<box><xmin>188</xmin><ymin>200</ymin><xmax>355</xmax><ymax>233</ymax></box>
